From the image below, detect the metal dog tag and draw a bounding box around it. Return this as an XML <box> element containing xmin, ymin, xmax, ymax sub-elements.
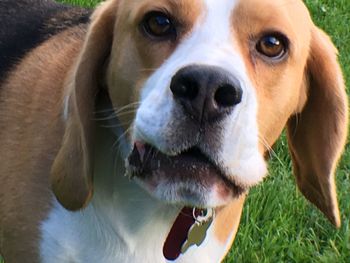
<box><xmin>181</xmin><ymin>208</ymin><xmax>214</xmax><ymax>254</ymax></box>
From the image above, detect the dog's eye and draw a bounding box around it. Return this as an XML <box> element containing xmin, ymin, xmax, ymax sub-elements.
<box><xmin>142</xmin><ymin>12</ymin><xmax>176</xmax><ymax>40</ymax></box>
<box><xmin>256</xmin><ymin>34</ymin><xmax>288</xmax><ymax>59</ymax></box>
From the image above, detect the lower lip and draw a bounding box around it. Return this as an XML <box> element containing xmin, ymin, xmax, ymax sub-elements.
<box><xmin>127</xmin><ymin>142</ymin><xmax>244</xmax><ymax>205</ymax></box>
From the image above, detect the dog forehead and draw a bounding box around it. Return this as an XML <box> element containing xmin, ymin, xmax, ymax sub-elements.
<box><xmin>120</xmin><ymin>0</ymin><xmax>308</xmax><ymax>21</ymax></box>
<box><xmin>120</xmin><ymin>0</ymin><xmax>237</xmax><ymax>23</ymax></box>
<box><xmin>232</xmin><ymin>0</ymin><xmax>311</xmax><ymax>28</ymax></box>
<box><xmin>117</xmin><ymin>0</ymin><xmax>312</xmax><ymax>50</ymax></box>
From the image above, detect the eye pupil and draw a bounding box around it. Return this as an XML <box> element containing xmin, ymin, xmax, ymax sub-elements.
<box><xmin>143</xmin><ymin>12</ymin><xmax>176</xmax><ymax>39</ymax></box>
<box><xmin>149</xmin><ymin>16</ymin><xmax>170</xmax><ymax>34</ymax></box>
<box><xmin>155</xmin><ymin>16</ymin><xmax>170</xmax><ymax>27</ymax></box>
<box><xmin>265</xmin><ymin>36</ymin><xmax>280</xmax><ymax>47</ymax></box>
<box><xmin>256</xmin><ymin>34</ymin><xmax>287</xmax><ymax>59</ymax></box>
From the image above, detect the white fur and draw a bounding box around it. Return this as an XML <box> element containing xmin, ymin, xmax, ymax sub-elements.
<box><xmin>40</xmin><ymin>184</ymin><xmax>227</xmax><ymax>263</ymax></box>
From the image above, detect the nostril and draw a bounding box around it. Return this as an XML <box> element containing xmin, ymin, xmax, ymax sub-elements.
<box><xmin>214</xmin><ymin>84</ymin><xmax>242</xmax><ymax>107</ymax></box>
<box><xmin>170</xmin><ymin>79</ymin><xmax>198</xmax><ymax>101</ymax></box>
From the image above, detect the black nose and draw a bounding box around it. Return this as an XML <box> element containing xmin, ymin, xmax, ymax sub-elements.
<box><xmin>170</xmin><ymin>65</ymin><xmax>242</xmax><ymax>123</ymax></box>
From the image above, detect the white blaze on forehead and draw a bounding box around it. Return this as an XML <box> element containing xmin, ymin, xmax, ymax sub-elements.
<box><xmin>202</xmin><ymin>0</ymin><xmax>238</xmax><ymax>36</ymax></box>
<box><xmin>140</xmin><ymin>0</ymin><xmax>241</xmax><ymax>101</ymax></box>
<box><xmin>136</xmin><ymin>0</ymin><xmax>267</xmax><ymax>189</ymax></box>
<box><xmin>202</xmin><ymin>0</ymin><xmax>267</xmax><ymax>186</ymax></box>
<box><xmin>189</xmin><ymin>0</ymin><xmax>242</xmax><ymax>68</ymax></box>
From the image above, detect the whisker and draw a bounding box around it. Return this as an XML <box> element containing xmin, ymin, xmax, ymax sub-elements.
<box><xmin>115</xmin><ymin>102</ymin><xmax>141</xmax><ymax>111</ymax></box>
<box><xmin>139</xmin><ymin>67</ymin><xmax>158</xmax><ymax>73</ymax></box>
<box><xmin>224</xmin><ymin>119</ymin><xmax>286</xmax><ymax>168</ymax></box>
<box><xmin>113</xmin><ymin>126</ymin><xmax>132</xmax><ymax>151</ymax></box>
<box><xmin>94</xmin><ymin>101</ymin><xmax>141</xmax><ymax>115</ymax></box>
<box><xmin>115</xmin><ymin>110</ymin><xmax>138</xmax><ymax>118</ymax></box>
<box><xmin>94</xmin><ymin>112</ymin><xmax>119</xmax><ymax>121</ymax></box>
<box><xmin>94</xmin><ymin>108</ymin><xmax>116</xmax><ymax>114</ymax></box>
<box><xmin>94</xmin><ymin>102</ymin><xmax>141</xmax><ymax>122</ymax></box>
<box><xmin>100</xmin><ymin>118</ymin><xmax>133</xmax><ymax>129</ymax></box>
<box><xmin>258</xmin><ymin>134</ymin><xmax>286</xmax><ymax>168</ymax></box>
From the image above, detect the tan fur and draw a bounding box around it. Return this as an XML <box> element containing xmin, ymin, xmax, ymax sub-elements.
<box><xmin>51</xmin><ymin>0</ymin><xmax>119</xmax><ymax>211</ymax></box>
<box><xmin>106</xmin><ymin>0</ymin><xmax>204</xmax><ymax>129</ymax></box>
<box><xmin>287</xmin><ymin>28</ymin><xmax>348</xmax><ymax>227</ymax></box>
<box><xmin>214</xmin><ymin>195</ymin><xmax>245</xmax><ymax>246</ymax></box>
<box><xmin>232</xmin><ymin>0</ymin><xmax>312</xmax><ymax>149</ymax></box>
<box><xmin>0</xmin><ymin>26</ymin><xmax>86</xmax><ymax>262</ymax></box>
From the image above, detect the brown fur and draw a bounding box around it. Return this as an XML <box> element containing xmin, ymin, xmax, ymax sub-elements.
<box><xmin>51</xmin><ymin>0</ymin><xmax>119</xmax><ymax>211</ymax></box>
<box><xmin>0</xmin><ymin>26</ymin><xmax>86</xmax><ymax>262</ymax></box>
<box><xmin>232</xmin><ymin>0</ymin><xmax>312</xmax><ymax>149</ymax></box>
<box><xmin>214</xmin><ymin>195</ymin><xmax>246</xmax><ymax>246</ymax></box>
<box><xmin>287</xmin><ymin>28</ymin><xmax>348</xmax><ymax>227</ymax></box>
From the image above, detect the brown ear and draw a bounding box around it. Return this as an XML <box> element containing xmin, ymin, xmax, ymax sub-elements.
<box><xmin>51</xmin><ymin>0</ymin><xmax>118</xmax><ymax>210</ymax></box>
<box><xmin>287</xmin><ymin>27</ymin><xmax>348</xmax><ymax>227</ymax></box>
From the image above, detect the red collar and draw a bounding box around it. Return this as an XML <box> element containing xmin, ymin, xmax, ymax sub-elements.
<box><xmin>163</xmin><ymin>207</ymin><xmax>201</xmax><ymax>261</ymax></box>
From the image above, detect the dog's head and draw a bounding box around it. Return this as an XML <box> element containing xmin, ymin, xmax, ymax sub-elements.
<box><xmin>51</xmin><ymin>0</ymin><xmax>348</xmax><ymax>229</ymax></box>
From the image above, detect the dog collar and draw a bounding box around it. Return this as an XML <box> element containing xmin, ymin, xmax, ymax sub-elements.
<box><xmin>163</xmin><ymin>207</ymin><xmax>214</xmax><ymax>261</ymax></box>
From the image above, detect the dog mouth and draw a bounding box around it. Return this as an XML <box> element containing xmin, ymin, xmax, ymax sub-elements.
<box><xmin>126</xmin><ymin>142</ymin><xmax>245</xmax><ymax>207</ymax></box>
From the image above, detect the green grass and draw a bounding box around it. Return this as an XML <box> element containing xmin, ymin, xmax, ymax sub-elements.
<box><xmin>1</xmin><ymin>1</ymin><xmax>349</xmax><ymax>262</ymax></box>
<box><xmin>59</xmin><ymin>0</ymin><xmax>100</xmax><ymax>8</ymax></box>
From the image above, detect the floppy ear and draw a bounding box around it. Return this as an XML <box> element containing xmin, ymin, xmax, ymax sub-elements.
<box><xmin>51</xmin><ymin>0</ymin><xmax>118</xmax><ymax>210</ymax></box>
<box><xmin>287</xmin><ymin>27</ymin><xmax>348</xmax><ymax>227</ymax></box>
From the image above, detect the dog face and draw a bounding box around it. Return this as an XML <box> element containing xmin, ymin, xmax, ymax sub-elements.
<box><xmin>52</xmin><ymin>0</ymin><xmax>347</xmax><ymax>228</ymax></box>
<box><xmin>110</xmin><ymin>0</ymin><xmax>270</xmax><ymax>207</ymax></box>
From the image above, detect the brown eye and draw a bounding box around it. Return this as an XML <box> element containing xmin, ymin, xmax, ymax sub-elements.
<box><xmin>256</xmin><ymin>34</ymin><xmax>288</xmax><ymax>59</ymax></box>
<box><xmin>142</xmin><ymin>12</ymin><xmax>176</xmax><ymax>40</ymax></box>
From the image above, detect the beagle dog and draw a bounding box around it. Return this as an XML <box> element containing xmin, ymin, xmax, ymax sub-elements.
<box><xmin>0</xmin><ymin>0</ymin><xmax>348</xmax><ymax>262</ymax></box>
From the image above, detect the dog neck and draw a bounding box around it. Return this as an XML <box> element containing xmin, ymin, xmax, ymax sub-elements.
<box><xmin>40</xmin><ymin>122</ymin><xmax>177</xmax><ymax>262</ymax></box>
<box><xmin>91</xmin><ymin>91</ymin><xmax>179</xmax><ymax>255</ymax></box>
<box><xmin>91</xmin><ymin>122</ymin><xmax>179</xmax><ymax>262</ymax></box>
<box><xmin>40</xmin><ymin>114</ymin><xmax>228</xmax><ymax>263</ymax></box>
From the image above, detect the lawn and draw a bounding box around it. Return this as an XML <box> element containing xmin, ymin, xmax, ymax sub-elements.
<box><xmin>1</xmin><ymin>0</ymin><xmax>349</xmax><ymax>262</ymax></box>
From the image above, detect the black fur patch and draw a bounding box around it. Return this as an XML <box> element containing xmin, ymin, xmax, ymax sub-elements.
<box><xmin>0</xmin><ymin>0</ymin><xmax>92</xmax><ymax>82</ymax></box>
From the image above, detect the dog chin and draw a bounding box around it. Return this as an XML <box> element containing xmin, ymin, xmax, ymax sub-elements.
<box><xmin>134</xmin><ymin>177</ymin><xmax>241</xmax><ymax>208</ymax></box>
<box><xmin>126</xmin><ymin>142</ymin><xmax>245</xmax><ymax>208</ymax></box>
